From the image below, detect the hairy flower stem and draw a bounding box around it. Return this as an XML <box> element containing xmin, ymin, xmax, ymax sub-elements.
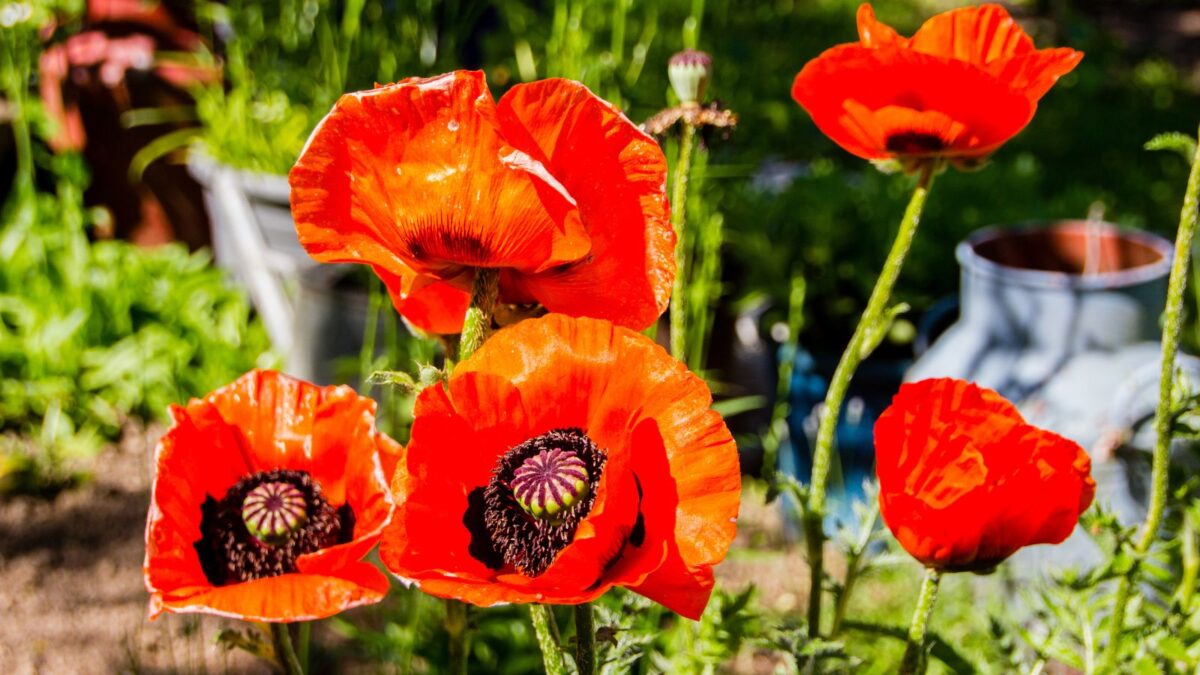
<box><xmin>900</xmin><ymin>569</ymin><xmax>942</xmax><ymax>675</ymax></box>
<box><xmin>1181</xmin><ymin>511</ymin><xmax>1198</xmax><ymax>611</ymax></box>
<box><xmin>670</xmin><ymin>120</ymin><xmax>698</xmax><ymax>361</ymax></box>
<box><xmin>574</xmin><ymin>602</ymin><xmax>596</xmax><ymax>675</ymax></box>
<box><xmin>805</xmin><ymin>164</ymin><xmax>936</xmax><ymax>637</ymax></box>
<box><xmin>271</xmin><ymin>623</ymin><xmax>305</xmax><ymax>675</ymax></box>
<box><xmin>459</xmin><ymin>269</ymin><xmax>500</xmax><ymax>361</ymax></box>
<box><xmin>530</xmin><ymin>605</ymin><xmax>568</xmax><ymax>675</ymax></box>
<box><xmin>1103</xmin><ymin>125</ymin><xmax>1200</xmax><ymax>669</ymax></box>
<box><xmin>297</xmin><ymin>621</ymin><xmax>311</xmax><ymax>672</ymax></box>
<box><xmin>761</xmin><ymin>274</ymin><xmax>807</xmax><ymax>492</ymax></box>
<box><xmin>444</xmin><ymin>600</ymin><xmax>470</xmax><ymax>675</ymax></box>
<box><xmin>830</xmin><ymin>497</ymin><xmax>880</xmax><ymax>635</ymax></box>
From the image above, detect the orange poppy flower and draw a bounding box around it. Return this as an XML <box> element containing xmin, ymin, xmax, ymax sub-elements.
<box><xmin>378</xmin><ymin>314</ymin><xmax>741</xmax><ymax>619</ymax></box>
<box><xmin>144</xmin><ymin>370</ymin><xmax>401</xmax><ymax>622</ymax></box>
<box><xmin>874</xmin><ymin>378</ymin><xmax>1095</xmax><ymax>572</ymax></box>
<box><xmin>289</xmin><ymin>70</ymin><xmax>673</xmax><ymax>335</ymax></box>
<box><xmin>791</xmin><ymin>4</ymin><xmax>1082</xmax><ymax>163</ymax></box>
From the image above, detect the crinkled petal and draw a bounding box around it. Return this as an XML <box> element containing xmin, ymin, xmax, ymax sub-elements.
<box><xmin>387</xmin><ymin>315</ymin><xmax>738</xmax><ymax>616</ymax></box>
<box><xmin>874</xmin><ymin>378</ymin><xmax>1094</xmax><ymax>571</ymax></box>
<box><xmin>906</xmin><ymin>4</ymin><xmax>1035</xmax><ymax>63</ymax></box>
<box><xmin>494</xmin><ymin>79</ymin><xmax>673</xmax><ymax>330</ymax></box>
<box><xmin>290</xmin><ymin>70</ymin><xmax>591</xmax><ymax>281</ymax></box>
<box><xmin>145</xmin><ymin>370</ymin><xmax>398</xmax><ymax>620</ymax></box>
<box><xmin>150</xmin><ymin>563</ymin><xmax>390</xmax><ymax>622</ymax></box>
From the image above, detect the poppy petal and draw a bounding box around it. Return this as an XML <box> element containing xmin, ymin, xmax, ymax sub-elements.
<box><xmin>290</xmin><ymin>70</ymin><xmax>592</xmax><ymax>283</ymax></box>
<box><xmin>987</xmin><ymin>48</ymin><xmax>1083</xmax><ymax>102</ymax></box>
<box><xmin>198</xmin><ymin>370</ymin><xmax>385</xmax><ymax>507</ymax></box>
<box><xmin>381</xmin><ymin>374</ymin><xmax>532</xmax><ymax>583</ymax></box>
<box><xmin>856</xmin><ymin>4</ymin><xmax>905</xmax><ymax>49</ymax></box>
<box><xmin>907</xmin><ymin>4</ymin><xmax>1035</xmax><ymax>63</ymax></box>
<box><xmin>371</xmin><ymin>263</ymin><xmax>472</xmax><ymax>336</ymax></box>
<box><xmin>493</xmin><ymin>79</ymin><xmax>674</xmax><ymax>330</ymax></box>
<box><xmin>625</xmin><ymin>547</ymin><xmax>715</xmax><ymax>621</ymax></box>
<box><xmin>974</xmin><ymin>422</ymin><xmax>1095</xmax><ymax>561</ymax></box>
<box><xmin>613</xmin><ymin>420</ymin><xmax>714</xmax><ymax>620</ymax></box>
<box><xmin>151</xmin><ymin>563</ymin><xmax>390</xmax><ymax>622</ymax></box>
<box><xmin>145</xmin><ymin>370</ymin><xmax>398</xmax><ymax>621</ymax></box>
<box><xmin>397</xmin><ymin>315</ymin><xmax>739</xmax><ymax>615</ymax></box>
<box><xmin>793</xmin><ymin>45</ymin><xmax>1034</xmax><ymax>160</ymax></box>
<box><xmin>875</xmin><ymin>378</ymin><xmax>1094</xmax><ymax>571</ymax></box>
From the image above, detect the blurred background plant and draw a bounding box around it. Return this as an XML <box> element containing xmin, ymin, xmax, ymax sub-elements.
<box><xmin>0</xmin><ymin>0</ymin><xmax>270</xmax><ymax>494</ymax></box>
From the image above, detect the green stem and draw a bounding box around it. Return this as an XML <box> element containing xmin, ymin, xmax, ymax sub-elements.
<box><xmin>1</xmin><ymin>32</ymin><xmax>33</xmax><ymax>199</ymax></box>
<box><xmin>459</xmin><ymin>268</ymin><xmax>500</xmax><ymax>361</ymax></box>
<box><xmin>358</xmin><ymin>277</ymin><xmax>384</xmax><ymax>392</ymax></box>
<box><xmin>1103</xmin><ymin>124</ymin><xmax>1200</xmax><ymax>669</ymax></box>
<box><xmin>805</xmin><ymin>164</ymin><xmax>936</xmax><ymax>637</ymax></box>
<box><xmin>445</xmin><ymin>599</ymin><xmax>469</xmax><ymax>675</ymax></box>
<box><xmin>803</xmin><ymin>509</ymin><xmax>825</xmax><ymax>639</ymax></box>
<box><xmin>270</xmin><ymin>623</ymin><xmax>305</xmax><ymax>675</ymax></box>
<box><xmin>1180</xmin><ymin>508</ymin><xmax>1198</xmax><ymax>611</ymax></box>
<box><xmin>297</xmin><ymin>621</ymin><xmax>311</xmax><ymax>673</ymax></box>
<box><xmin>574</xmin><ymin>602</ymin><xmax>596</xmax><ymax>675</ymax></box>
<box><xmin>670</xmin><ymin>121</ymin><xmax>698</xmax><ymax>362</ymax></box>
<box><xmin>529</xmin><ymin>604</ymin><xmax>568</xmax><ymax>675</ymax></box>
<box><xmin>830</xmin><ymin>497</ymin><xmax>879</xmax><ymax>636</ymax></box>
<box><xmin>762</xmin><ymin>274</ymin><xmax>806</xmax><ymax>492</ymax></box>
<box><xmin>899</xmin><ymin>569</ymin><xmax>942</xmax><ymax>675</ymax></box>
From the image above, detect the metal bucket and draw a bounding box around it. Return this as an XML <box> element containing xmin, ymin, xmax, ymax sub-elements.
<box><xmin>188</xmin><ymin>154</ymin><xmax>378</xmax><ymax>384</ymax></box>
<box><xmin>908</xmin><ymin>220</ymin><xmax>1173</xmax><ymax>399</ymax></box>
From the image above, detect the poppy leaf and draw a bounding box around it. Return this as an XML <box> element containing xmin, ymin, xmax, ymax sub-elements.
<box><xmin>1145</xmin><ymin>132</ymin><xmax>1198</xmax><ymax>162</ymax></box>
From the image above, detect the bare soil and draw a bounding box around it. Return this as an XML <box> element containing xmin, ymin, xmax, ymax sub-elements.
<box><xmin>0</xmin><ymin>426</ymin><xmax>263</xmax><ymax>674</ymax></box>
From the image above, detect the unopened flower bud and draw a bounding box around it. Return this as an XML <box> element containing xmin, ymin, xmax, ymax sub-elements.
<box><xmin>668</xmin><ymin>49</ymin><xmax>712</xmax><ymax>104</ymax></box>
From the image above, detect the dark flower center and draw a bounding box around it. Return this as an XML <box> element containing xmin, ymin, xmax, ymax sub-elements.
<box><xmin>401</xmin><ymin>223</ymin><xmax>492</xmax><ymax>267</ymax></box>
<box><xmin>195</xmin><ymin>469</ymin><xmax>355</xmax><ymax>586</ymax></box>
<box><xmin>467</xmin><ymin>428</ymin><xmax>606</xmax><ymax>577</ymax></box>
<box><xmin>885</xmin><ymin>131</ymin><xmax>947</xmax><ymax>155</ymax></box>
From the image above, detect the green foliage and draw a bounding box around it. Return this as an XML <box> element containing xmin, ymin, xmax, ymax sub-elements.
<box><xmin>344</xmin><ymin>277</ymin><xmax>440</xmax><ymax>444</ymax></box>
<box><xmin>589</xmin><ymin>586</ymin><xmax>763</xmax><ymax>673</ymax></box>
<box><xmin>0</xmin><ymin>156</ymin><xmax>272</xmax><ymax>492</ymax></box>
<box><xmin>1146</xmin><ymin>132</ymin><xmax>1198</xmax><ymax>163</ymax></box>
<box><xmin>328</xmin><ymin>584</ymin><xmax>769</xmax><ymax>673</ymax></box>
<box><xmin>676</xmin><ymin>139</ymin><xmax>728</xmax><ymax>375</ymax></box>
<box><xmin>329</xmin><ymin>585</ymin><xmax>544</xmax><ymax>673</ymax></box>
<box><xmin>995</xmin><ymin>369</ymin><xmax>1200</xmax><ymax>672</ymax></box>
<box><xmin>492</xmin><ymin>0</ymin><xmax>667</xmax><ymax>109</ymax></box>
